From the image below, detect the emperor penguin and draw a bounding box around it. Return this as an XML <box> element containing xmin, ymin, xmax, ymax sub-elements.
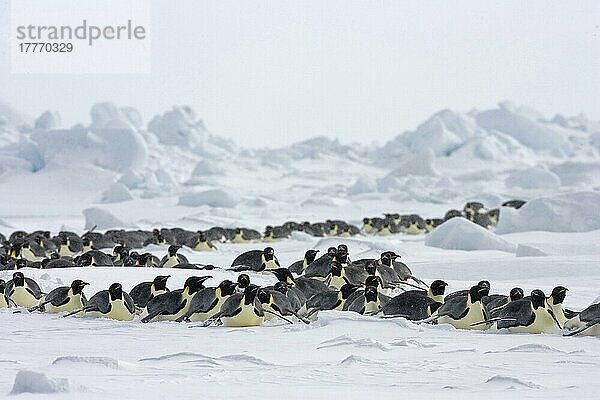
<box><xmin>29</xmin><ymin>280</ymin><xmax>89</xmax><ymax>314</ymax></box>
<box><xmin>0</xmin><ymin>279</ymin><xmax>13</xmax><ymax>308</ymax></box>
<box><xmin>402</xmin><ymin>215</ymin><xmax>427</xmax><ymax>235</ymax></box>
<box><xmin>288</xmin><ymin>249</ymin><xmax>319</xmax><ymax>275</ymax></box>
<box><xmin>230</xmin><ymin>247</ymin><xmax>280</xmax><ymax>272</ymax></box>
<box><xmin>502</xmin><ymin>199</ymin><xmax>526</xmax><ymax>209</ymax></box>
<box><xmin>67</xmin><ymin>283</ymin><xmax>136</xmax><ymax>321</ymax></box>
<box><xmin>362</xmin><ymin>218</ymin><xmax>375</xmax><ymax>234</ymax></box>
<box><xmin>160</xmin><ymin>245</ymin><xmax>189</xmax><ymax>268</ymax></box>
<box><xmin>257</xmin><ymin>288</ymin><xmax>309</xmax><ymax>323</ymax></box>
<box><xmin>78</xmin><ymin>250</ymin><xmax>114</xmax><ymax>267</ymax></box>
<box><xmin>481</xmin><ymin>290</ymin><xmax>560</xmax><ymax>334</ymax></box>
<box><xmin>187</xmin><ymin>232</ymin><xmax>214</xmax><ymax>252</ymax></box>
<box><xmin>486</xmin><ymin>287</ymin><xmax>525</xmax><ymax>317</ymax></box>
<box><xmin>178</xmin><ymin>279</ymin><xmax>238</xmax><ymax>322</ymax></box>
<box><xmin>273</xmin><ymin>281</ymin><xmax>307</xmax><ymax>316</ymax></box>
<box><xmin>487</xmin><ymin>208</ymin><xmax>500</xmax><ymax>227</ymax></box>
<box><xmin>81</xmin><ymin>237</ymin><xmax>96</xmax><ymax>253</ymax></box>
<box><xmin>346</xmin><ymin>285</ymin><xmax>381</xmax><ymax>316</ymax></box>
<box><xmin>141</xmin><ymin>276</ymin><xmax>211</xmax><ymax>322</ymax></box>
<box><xmin>4</xmin><ymin>272</ymin><xmax>43</xmax><ymax>308</ymax></box>
<box><xmin>325</xmin><ymin>261</ymin><xmax>349</xmax><ymax>290</ymax></box>
<box><xmin>17</xmin><ymin>241</ymin><xmax>44</xmax><ymax>262</ymax></box>
<box><xmin>564</xmin><ymin>303</ymin><xmax>600</xmax><ymax>337</ymax></box>
<box><xmin>425</xmin><ymin>218</ymin><xmax>443</xmax><ymax>232</ymax></box>
<box><xmin>303</xmin><ymin>247</ymin><xmax>337</xmax><ymax>280</ymax></box>
<box><xmin>57</xmin><ymin>235</ymin><xmax>80</xmax><ymax>257</ymax></box>
<box><xmin>381</xmin><ymin>290</ymin><xmax>442</xmax><ymax>321</ymax></box>
<box><xmin>231</xmin><ymin>228</ymin><xmax>261</xmax><ymax>244</ymax></box>
<box><xmin>445</xmin><ymin>280</ymin><xmax>490</xmax><ymax>302</ymax></box>
<box><xmin>210</xmin><ymin>284</ymin><xmax>264</xmax><ymax>327</ymax></box>
<box><xmin>463</xmin><ymin>202</ymin><xmax>487</xmax><ymax>221</ymax></box>
<box><xmin>129</xmin><ymin>275</ymin><xmax>171</xmax><ymax>308</ymax></box>
<box><xmin>546</xmin><ymin>286</ymin><xmax>568</xmax><ymax>328</ymax></box>
<box><xmin>268</xmin><ymin>268</ymin><xmax>323</xmax><ymax>305</ymax></box>
<box><xmin>237</xmin><ymin>274</ymin><xmax>250</xmax><ymax>292</ymax></box>
<box><xmin>305</xmin><ymin>283</ymin><xmax>361</xmax><ymax>318</ymax></box>
<box><xmin>427</xmin><ymin>284</ymin><xmax>489</xmax><ymax>330</ymax></box>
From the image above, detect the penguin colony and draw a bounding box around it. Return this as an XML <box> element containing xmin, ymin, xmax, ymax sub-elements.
<box><xmin>1</xmin><ymin>241</ymin><xmax>597</xmax><ymax>337</ymax></box>
<box><xmin>0</xmin><ymin>199</ymin><xmax>522</xmax><ymax>271</ymax></box>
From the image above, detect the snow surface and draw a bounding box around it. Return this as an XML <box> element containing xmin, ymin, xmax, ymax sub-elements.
<box><xmin>0</xmin><ymin>101</ymin><xmax>599</xmax><ymax>398</ymax></box>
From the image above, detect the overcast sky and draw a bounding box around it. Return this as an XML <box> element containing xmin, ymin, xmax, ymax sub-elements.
<box><xmin>1</xmin><ymin>0</ymin><xmax>598</xmax><ymax>147</ymax></box>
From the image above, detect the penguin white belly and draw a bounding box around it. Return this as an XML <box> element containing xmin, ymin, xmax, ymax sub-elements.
<box><xmin>231</xmin><ymin>234</ymin><xmax>248</xmax><ymax>244</ymax></box>
<box><xmin>439</xmin><ymin>303</ymin><xmax>486</xmax><ymax>330</ymax></box>
<box><xmin>564</xmin><ymin>315</ymin><xmax>582</xmax><ymax>330</ymax></box>
<box><xmin>45</xmin><ymin>294</ymin><xmax>85</xmax><ymax>314</ymax></box>
<box><xmin>328</xmin><ymin>275</ymin><xmax>346</xmax><ymax>290</ymax></box>
<box><xmin>0</xmin><ymin>295</ymin><xmax>9</xmax><ymax>308</ymax></box>
<box><xmin>22</xmin><ymin>248</ymin><xmax>40</xmax><ymax>262</ymax></box>
<box><xmin>222</xmin><ymin>304</ymin><xmax>263</xmax><ymax>327</ymax></box>
<box><xmin>10</xmin><ymin>287</ymin><xmax>40</xmax><ymax>308</ymax></box>
<box><xmin>376</xmin><ymin>228</ymin><xmax>392</xmax><ymax>236</ymax></box>
<box><xmin>550</xmin><ymin>304</ymin><xmax>567</xmax><ymax>328</ymax></box>
<box><xmin>58</xmin><ymin>245</ymin><xmax>72</xmax><ymax>257</ymax></box>
<box><xmin>510</xmin><ymin>308</ymin><xmax>558</xmax><ymax>334</ymax></box>
<box><xmin>364</xmin><ymin>300</ymin><xmax>380</xmax><ymax>315</ymax></box>
<box><xmin>192</xmin><ymin>241</ymin><xmax>213</xmax><ymax>252</ymax></box>
<box><xmin>105</xmin><ymin>299</ymin><xmax>134</xmax><ymax>321</ymax></box>
<box><xmin>339</xmin><ymin>231</ymin><xmax>351</xmax><ymax>238</ymax></box>
<box><xmin>263</xmin><ymin>235</ymin><xmax>275</xmax><ymax>243</ymax></box>
<box><xmin>405</xmin><ymin>224</ymin><xmax>425</xmax><ymax>235</ymax></box>
<box><xmin>188</xmin><ymin>295</ymin><xmax>227</xmax><ymax>322</ymax></box>
<box><xmin>263</xmin><ymin>259</ymin><xmax>280</xmax><ymax>270</ymax></box>
<box><xmin>363</xmin><ymin>225</ymin><xmax>373</xmax><ymax>233</ymax></box>
<box><xmin>162</xmin><ymin>257</ymin><xmax>179</xmax><ymax>268</ymax></box>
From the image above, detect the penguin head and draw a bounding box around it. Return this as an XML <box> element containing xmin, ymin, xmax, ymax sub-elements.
<box><xmin>430</xmin><ymin>280</ymin><xmax>448</xmax><ymax>296</ymax></box>
<box><xmin>531</xmin><ymin>289</ymin><xmax>547</xmax><ymax>309</ymax></box>
<box><xmin>71</xmin><ymin>280</ymin><xmax>89</xmax><ymax>295</ymax></box>
<box><xmin>197</xmin><ymin>231</ymin><xmax>207</xmax><ymax>241</ymax></box>
<box><xmin>363</xmin><ymin>218</ymin><xmax>371</xmax><ymax>225</ymax></box>
<box><xmin>337</xmin><ymin>244</ymin><xmax>348</xmax><ymax>256</ymax></box>
<box><xmin>263</xmin><ymin>247</ymin><xmax>275</xmax><ymax>261</ymax></box>
<box><xmin>340</xmin><ymin>283</ymin><xmax>360</xmax><ymax>299</ymax></box>
<box><xmin>477</xmin><ymin>280</ymin><xmax>491</xmax><ymax>297</ymax></box>
<box><xmin>82</xmin><ymin>237</ymin><xmax>93</xmax><ymax>248</ymax></box>
<box><xmin>0</xmin><ymin>279</ymin><xmax>5</xmax><ymax>294</ymax></box>
<box><xmin>326</xmin><ymin>247</ymin><xmax>337</xmax><ymax>257</ymax></box>
<box><xmin>257</xmin><ymin>288</ymin><xmax>271</xmax><ymax>305</ymax></box>
<box><xmin>16</xmin><ymin>259</ymin><xmax>27</xmax><ymax>270</ymax></box>
<box><xmin>243</xmin><ymin>284</ymin><xmax>260</xmax><ymax>304</ymax></box>
<box><xmin>130</xmin><ymin>251</ymin><xmax>140</xmax><ymax>261</ymax></box>
<box><xmin>365</xmin><ymin>275</ymin><xmax>380</xmax><ymax>289</ymax></box>
<box><xmin>168</xmin><ymin>245</ymin><xmax>181</xmax><ymax>257</ymax></box>
<box><xmin>330</xmin><ymin>261</ymin><xmax>343</xmax><ymax>277</ymax></box>
<box><xmin>153</xmin><ymin>275</ymin><xmax>170</xmax><ymax>291</ymax></box>
<box><xmin>549</xmin><ymin>286</ymin><xmax>568</xmax><ymax>305</ymax></box>
<box><xmin>41</xmin><ymin>258</ymin><xmax>51</xmax><ymax>269</ymax></box>
<box><xmin>488</xmin><ymin>208</ymin><xmax>499</xmax><ymax>219</ymax></box>
<box><xmin>184</xmin><ymin>276</ymin><xmax>212</xmax><ymax>295</ymax></box>
<box><xmin>365</xmin><ymin>261</ymin><xmax>377</xmax><ymax>276</ymax></box>
<box><xmin>468</xmin><ymin>284</ymin><xmax>487</xmax><ymax>303</ymax></box>
<box><xmin>122</xmin><ymin>256</ymin><xmax>136</xmax><ymax>267</ymax></box>
<box><xmin>9</xmin><ymin>243</ymin><xmax>21</xmax><ymax>258</ymax></box>
<box><xmin>273</xmin><ymin>282</ymin><xmax>289</xmax><ymax>295</ymax></box>
<box><xmin>509</xmin><ymin>287</ymin><xmax>524</xmax><ymax>302</ymax></box>
<box><xmin>218</xmin><ymin>280</ymin><xmax>238</xmax><ymax>296</ymax></box>
<box><xmin>237</xmin><ymin>274</ymin><xmax>250</xmax><ymax>289</ymax></box>
<box><xmin>269</xmin><ymin>268</ymin><xmax>295</xmax><ymax>285</ymax></box>
<box><xmin>305</xmin><ymin>249</ymin><xmax>319</xmax><ymax>264</ymax></box>
<box><xmin>108</xmin><ymin>283</ymin><xmax>124</xmax><ymax>301</ymax></box>
<box><xmin>379</xmin><ymin>252</ymin><xmax>392</xmax><ymax>267</ymax></box>
<box><xmin>364</xmin><ymin>286</ymin><xmax>378</xmax><ymax>303</ymax></box>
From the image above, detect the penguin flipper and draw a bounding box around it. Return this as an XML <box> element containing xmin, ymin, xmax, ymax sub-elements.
<box><xmin>262</xmin><ymin>309</ymin><xmax>294</xmax><ymax>324</ymax></box>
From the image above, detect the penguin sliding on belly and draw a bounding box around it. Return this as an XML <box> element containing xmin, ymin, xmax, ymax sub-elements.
<box><xmin>204</xmin><ymin>285</ymin><xmax>264</xmax><ymax>327</ymax></box>
<box><xmin>229</xmin><ymin>247</ymin><xmax>280</xmax><ymax>272</ymax></box>
<box><xmin>0</xmin><ymin>279</ymin><xmax>13</xmax><ymax>308</ymax></box>
<box><xmin>129</xmin><ymin>275</ymin><xmax>170</xmax><ymax>309</ymax></box>
<box><xmin>160</xmin><ymin>245</ymin><xmax>189</xmax><ymax>268</ymax></box>
<box><xmin>28</xmin><ymin>280</ymin><xmax>89</xmax><ymax>314</ymax></box>
<box><xmin>177</xmin><ymin>279</ymin><xmax>238</xmax><ymax>322</ymax></box>
<box><xmin>424</xmin><ymin>283</ymin><xmax>489</xmax><ymax>330</ymax></box>
<box><xmin>564</xmin><ymin>303</ymin><xmax>600</xmax><ymax>337</ymax></box>
<box><xmin>4</xmin><ymin>272</ymin><xmax>44</xmax><ymax>308</ymax></box>
<box><xmin>142</xmin><ymin>276</ymin><xmax>211</xmax><ymax>322</ymax></box>
<box><xmin>65</xmin><ymin>283</ymin><xmax>136</xmax><ymax>321</ymax></box>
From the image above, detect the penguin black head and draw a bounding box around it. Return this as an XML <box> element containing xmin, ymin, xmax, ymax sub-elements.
<box><xmin>269</xmin><ymin>268</ymin><xmax>295</xmax><ymax>285</ymax></box>
<box><xmin>0</xmin><ymin>279</ymin><xmax>5</xmax><ymax>294</ymax></box>
<box><xmin>477</xmin><ymin>280</ymin><xmax>491</xmax><ymax>296</ymax></box>
<box><xmin>327</xmin><ymin>247</ymin><xmax>337</xmax><ymax>257</ymax></box>
<box><xmin>82</xmin><ymin>237</ymin><xmax>92</xmax><ymax>247</ymax></box>
<box><xmin>365</xmin><ymin>275</ymin><xmax>380</xmax><ymax>289</ymax></box>
<box><xmin>364</xmin><ymin>286</ymin><xmax>378</xmax><ymax>303</ymax></box>
<box><xmin>130</xmin><ymin>251</ymin><xmax>140</xmax><ymax>260</ymax></box>
<box><xmin>9</xmin><ymin>242</ymin><xmax>21</xmax><ymax>258</ymax></box>
<box><xmin>531</xmin><ymin>289</ymin><xmax>547</xmax><ymax>309</ymax></box>
<box><xmin>263</xmin><ymin>247</ymin><xmax>275</xmax><ymax>261</ymax></box>
<box><xmin>184</xmin><ymin>276</ymin><xmax>212</xmax><ymax>295</ymax></box>
<box><xmin>218</xmin><ymin>280</ymin><xmax>238</xmax><ymax>296</ymax></box>
<box><xmin>237</xmin><ymin>274</ymin><xmax>250</xmax><ymax>289</ymax></box>
<box><xmin>549</xmin><ymin>286</ymin><xmax>568</xmax><ymax>305</ymax></box>
<box><xmin>305</xmin><ymin>249</ymin><xmax>319</xmax><ymax>264</ymax></box>
<box><xmin>109</xmin><ymin>283</ymin><xmax>124</xmax><ymax>301</ymax></box>
<box><xmin>509</xmin><ymin>287</ymin><xmax>524</xmax><ymax>301</ymax></box>
<box><xmin>468</xmin><ymin>284</ymin><xmax>487</xmax><ymax>303</ymax></box>
<box><xmin>273</xmin><ymin>282</ymin><xmax>289</xmax><ymax>295</ymax></box>
<box><xmin>340</xmin><ymin>283</ymin><xmax>360</xmax><ymax>299</ymax></box>
<box><xmin>243</xmin><ymin>284</ymin><xmax>260</xmax><ymax>304</ymax></box>
<box><xmin>122</xmin><ymin>256</ymin><xmax>136</xmax><ymax>267</ymax></box>
<box><xmin>197</xmin><ymin>231</ymin><xmax>207</xmax><ymax>241</ymax></box>
<box><xmin>168</xmin><ymin>245</ymin><xmax>182</xmax><ymax>256</ymax></box>
<box><xmin>363</xmin><ymin>217</ymin><xmax>371</xmax><ymax>225</ymax></box>
<box><xmin>380</xmin><ymin>252</ymin><xmax>392</xmax><ymax>267</ymax></box>
<box><xmin>330</xmin><ymin>261</ymin><xmax>343</xmax><ymax>277</ymax></box>
<box><xmin>71</xmin><ymin>280</ymin><xmax>89</xmax><ymax>294</ymax></box>
<box><xmin>257</xmin><ymin>288</ymin><xmax>271</xmax><ymax>304</ymax></box>
<box><xmin>153</xmin><ymin>275</ymin><xmax>170</xmax><ymax>291</ymax></box>
<box><xmin>365</xmin><ymin>261</ymin><xmax>377</xmax><ymax>276</ymax></box>
<box><xmin>16</xmin><ymin>259</ymin><xmax>28</xmax><ymax>270</ymax></box>
<box><xmin>337</xmin><ymin>244</ymin><xmax>348</xmax><ymax>255</ymax></box>
<box><xmin>430</xmin><ymin>280</ymin><xmax>448</xmax><ymax>296</ymax></box>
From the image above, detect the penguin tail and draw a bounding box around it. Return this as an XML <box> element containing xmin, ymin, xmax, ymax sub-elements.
<box><xmin>563</xmin><ymin>319</ymin><xmax>600</xmax><ymax>337</ymax></box>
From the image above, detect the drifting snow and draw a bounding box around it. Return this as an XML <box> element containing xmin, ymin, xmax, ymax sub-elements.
<box><xmin>496</xmin><ymin>192</ymin><xmax>600</xmax><ymax>234</ymax></box>
<box><xmin>425</xmin><ymin>217</ymin><xmax>517</xmax><ymax>253</ymax></box>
